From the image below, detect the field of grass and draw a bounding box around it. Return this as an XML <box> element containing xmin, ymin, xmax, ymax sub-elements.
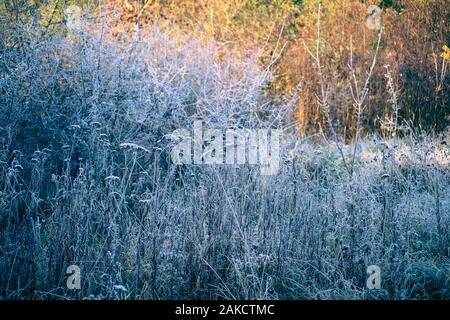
<box><xmin>0</xmin><ymin>15</ymin><xmax>449</xmax><ymax>300</ymax></box>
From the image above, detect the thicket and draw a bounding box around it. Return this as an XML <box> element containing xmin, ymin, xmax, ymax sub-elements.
<box><xmin>0</xmin><ymin>1</ymin><xmax>448</xmax><ymax>300</ymax></box>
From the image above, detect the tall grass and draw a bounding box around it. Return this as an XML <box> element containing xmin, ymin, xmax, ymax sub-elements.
<box><xmin>0</xmin><ymin>18</ymin><xmax>449</xmax><ymax>300</ymax></box>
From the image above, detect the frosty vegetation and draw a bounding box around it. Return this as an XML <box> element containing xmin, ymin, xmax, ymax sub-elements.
<box><xmin>0</xmin><ymin>11</ymin><xmax>449</xmax><ymax>300</ymax></box>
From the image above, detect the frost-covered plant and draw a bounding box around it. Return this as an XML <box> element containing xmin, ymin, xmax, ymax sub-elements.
<box><xmin>0</xmin><ymin>11</ymin><xmax>448</xmax><ymax>301</ymax></box>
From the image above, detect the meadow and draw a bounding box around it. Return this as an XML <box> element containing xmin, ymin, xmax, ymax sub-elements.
<box><xmin>0</xmin><ymin>1</ymin><xmax>448</xmax><ymax>300</ymax></box>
